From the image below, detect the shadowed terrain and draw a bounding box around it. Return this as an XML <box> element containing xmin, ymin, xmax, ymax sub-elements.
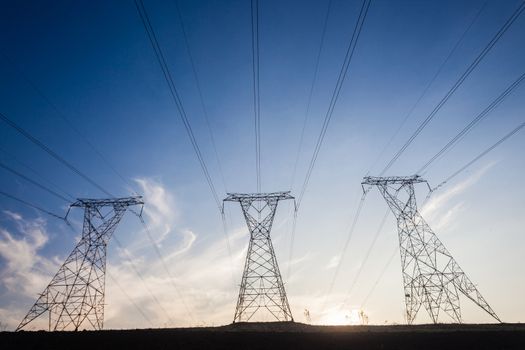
<box><xmin>2</xmin><ymin>322</ymin><xmax>524</xmax><ymax>349</ymax></box>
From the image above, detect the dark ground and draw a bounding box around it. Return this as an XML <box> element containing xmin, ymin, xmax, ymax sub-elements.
<box><xmin>1</xmin><ymin>322</ymin><xmax>524</xmax><ymax>350</ymax></box>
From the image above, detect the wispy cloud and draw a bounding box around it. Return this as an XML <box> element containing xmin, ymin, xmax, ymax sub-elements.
<box><xmin>421</xmin><ymin>161</ymin><xmax>497</xmax><ymax>228</ymax></box>
<box><xmin>325</xmin><ymin>254</ymin><xmax>341</xmax><ymax>270</ymax></box>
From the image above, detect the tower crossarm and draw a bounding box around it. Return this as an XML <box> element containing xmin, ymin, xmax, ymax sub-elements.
<box><xmin>362</xmin><ymin>175</ymin><xmax>426</xmax><ymax>186</ymax></box>
<box><xmin>224</xmin><ymin>191</ymin><xmax>293</xmax><ymax>202</ymax></box>
<box><xmin>71</xmin><ymin>196</ymin><xmax>144</xmax><ymax>208</ymax></box>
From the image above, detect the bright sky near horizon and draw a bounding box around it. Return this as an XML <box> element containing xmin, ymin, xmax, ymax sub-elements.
<box><xmin>0</xmin><ymin>0</ymin><xmax>524</xmax><ymax>330</ymax></box>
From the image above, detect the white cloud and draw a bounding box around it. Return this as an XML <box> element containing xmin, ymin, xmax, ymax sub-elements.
<box><xmin>421</xmin><ymin>161</ymin><xmax>496</xmax><ymax>225</ymax></box>
<box><xmin>3</xmin><ymin>210</ymin><xmax>22</xmax><ymax>221</ymax></box>
<box><xmin>0</xmin><ymin>213</ymin><xmax>61</xmax><ymax>330</ymax></box>
<box><xmin>326</xmin><ymin>255</ymin><xmax>341</xmax><ymax>270</ymax></box>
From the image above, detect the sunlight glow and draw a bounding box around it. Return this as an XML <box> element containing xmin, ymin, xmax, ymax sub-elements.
<box><xmin>320</xmin><ymin>309</ymin><xmax>363</xmax><ymax>325</ymax></box>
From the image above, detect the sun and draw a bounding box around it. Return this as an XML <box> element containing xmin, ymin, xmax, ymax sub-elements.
<box><xmin>320</xmin><ymin>309</ymin><xmax>363</xmax><ymax>325</ymax></box>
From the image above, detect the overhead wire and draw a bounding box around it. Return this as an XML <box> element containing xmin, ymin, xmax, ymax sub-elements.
<box><xmin>379</xmin><ymin>1</ymin><xmax>525</xmax><ymax>176</ymax></box>
<box><xmin>0</xmin><ymin>51</ymin><xmax>135</xmax><ymax>193</ymax></box>
<box><xmin>320</xmin><ymin>189</ymin><xmax>368</xmax><ymax>313</ymax></box>
<box><xmin>251</xmin><ymin>0</ymin><xmax>261</xmax><ymax>192</ymax></box>
<box><xmin>173</xmin><ymin>0</ymin><xmax>228</xmax><ymax>193</ymax></box>
<box><xmin>0</xmin><ymin>145</ymin><xmax>76</xmax><ymax>201</ymax></box>
<box><xmin>106</xmin><ymin>271</ymin><xmax>155</xmax><ymax>327</ymax></box>
<box><xmin>0</xmin><ymin>111</ymin><xmax>114</xmax><ymax>197</ymax></box>
<box><xmin>339</xmin><ymin>208</ymin><xmax>389</xmax><ymax>311</ymax></box>
<box><xmin>0</xmin><ymin>189</ymin><xmax>66</xmax><ymax>222</ymax></box>
<box><xmin>289</xmin><ymin>0</ymin><xmax>333</xmax><ymax>190</ymax></box>
<box><xmin>285</xmin><ymin>201</ymin><xmax>298</xmax><ymax>280</ymax></box>
<box><xmin>173</xmin><ymin>0</ymin><xmax>235</xmax><ymax>290</ymax></box>
<box><xmin>428</xmin><ymin>120</ymin><xmax>525</xmax><ymax>197</ymax></box>
<box><xmin>332</xmin><ymin>1</ymin><xmax>487</xmax><ymax>313</ymax></box>
<box><xmin>359</xmin><ymin>245</ymin><xmax>398</xmax><ymax>310</ymax></box>
<box><xmin>416</xmin><ymin>70</ymin><xmax>525</xmax><ymax>174</ymax></box>
<box><xmin>135</xmin><ymin>212</ymin><xmax>196</xmax><ymax>324</ymax></box>
<box><xmin>286</xmin><ymin>1</ymin><xmax>332</xmax><ymax>278</ymax></box>
<box><xmin>352</xmin><ymin>2</ymin><xmax>525</xmax><ymax>315</ymax></box>
<box><xmin>358</xmin><ymin>122</ymin><xmax>525</xmax><ymax>313</ymax></box>
<box><xmin>367</xmin><ymin>1</ymin><xmax>487</xmax><ymax>174</ymax></box>
<box><xmin>112</xmin><ymin>235</ymin><xmax>175</xmax><ymax>326</ymax></box>
<box><xmin>296</xmin><ymin>0</ymin><xmax>371</xmax><ymax>208</ymax></box>
<box><xmin>134</xmin><ymin>0</ymin><xmax>221</xmax><ymax>210</ymax></box>
<box><xmin>0</xmin><ymin>161</ymin><xmax>73</xmax><ymax>203</ymax></box>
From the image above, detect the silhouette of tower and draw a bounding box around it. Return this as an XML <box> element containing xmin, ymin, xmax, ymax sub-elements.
<box><xmin>16</xmin><ymin>197</ymin><xmax>143</xmax><ymax>331</ymax></box>
<box><xmin>362</xmin><ymin>176</ymin><xmax>500</xmax><ymax>324</ymax></box>
<box><xmin>224</xmin><ymin>192</ymin><xmax>294</xmax><ymax>322</ymax></box>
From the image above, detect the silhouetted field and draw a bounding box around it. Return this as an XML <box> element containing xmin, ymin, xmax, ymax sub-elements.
<box><xmin>2</xmin><ymin>322</ymin><xmax>524</xmax><ymax>350</ymax></box>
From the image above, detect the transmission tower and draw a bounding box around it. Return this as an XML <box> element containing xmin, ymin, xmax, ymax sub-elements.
<box><xmin>224</xmin><ymin>192</ymin><xmax>294</xmax><ymax>323</ymax></box>
<box><xmin>362</xmin><ymin>176</ymin><xmax>500</xmax><ymax>324</ymax></box>
<box><xmin>16</xmin><ymin>197</ymin><xmax>144</xmax><ymax>331</ymax></box>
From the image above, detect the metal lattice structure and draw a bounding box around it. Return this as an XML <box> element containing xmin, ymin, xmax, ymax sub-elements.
<box><xmin>362</xmin><ymin>176</ymin><xmax>500</xmax><ymax>324</ymax></box>
<box><xmin>16</xmin><ymin>197</ymin><xmax>144</xmax><ymax>331</ymax></box>
<box><xmin>224</xmin><ymin>192</ymin><xmax>294</xmax><ymax>322</ymax></box>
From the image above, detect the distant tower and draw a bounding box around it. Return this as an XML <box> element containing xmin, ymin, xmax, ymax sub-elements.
<box><xmin>362</xmin><ymin>176</ymin><xmax>500</xmax><ymax>324</ymax></box>
<box><xmin>224</xmin><ymin>192</ymin><xmax>294</xmax><ymax>322</ymax></box>
<box><xmin>16</xmin><ymin>197</ymin><xmax>143</xmax><ymax>331</ymax></box>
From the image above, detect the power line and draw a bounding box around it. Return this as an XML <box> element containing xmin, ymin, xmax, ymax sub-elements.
<box><xmin>0</xmin><ymin>189</ymin><xmax>66</xmax><ymax>221</ymax></box>
<box><xmin>359</xmin><ymin>245</ymin><xmax>398</xmax><ymax>310</ymax></box>
<box><xmin>359</xmin><ymin>122</ymin><xmax>525</xmax><ymax>311</ymax></box>
<box><xmin>0</xmin><ymin>52</ymin><xmax>135</xmax><ymax>192</ymax></box>
<box><xmin>430</xmin><ymin>120</ymin><xmax>525</xmax><ymax>194</ymax></box>
<box><xmin>367</xmin><ymin>1</ymin><xmax>487</xmax><ymax>174</ymax></box>
<box><xmin>417</xmin><ymin>70</ymin><xmax>525</xmax><ymax>174</ymax></box>
<box><xmin>113</xmin><ymin>236</ymin><xmax>175</xmax><ymax>326</ymax></box>
<box><xmin>173</xmin><ymin>0</ymin><xmax>235</xmax><ymax>281</ymax></box>
<box><xmin>134</xmin><ymin>0</ymin><xmax>221</xmax><ymax>210</ymax></box>
<box><xmin>286</xmin><ymin>202</ymin><xmax>298</xmax><ymax>280</ymax></box>
<box><xmin>0</xmin><ymin>146</ymin><xmax>76</xmax><ymax>201</ymax></box>
<box><xmin>321</xmin><ymin>190</ymin><xmax>368</xmax><ymax>312</ymax></box>
<box><xmin>380</xmin><ymin>1</ymin><xmax>525</xmax><ymax>176</ymax></box>
<box><xmin>173</xmin><ymin>0</ymin><xmax>228</xmax><ymax>192</ymax></box>
<box><xmin>251</xmin><ymin>0</ymin><xmax>261</xmax><ymax>192</ymax></box>
<box><xmin>290</xmin><ymin>0</ymin><xmax>333</xmax><ymax>190</ymax></box>
<box><xmin>339</xmin><ymin>208</ymin><xmax>389</xmax><ymax>310</ymax></box>
<box><xmin>0</xmin><ymin>161</ymin><xmax>72</xmax><ymax>203</ymax></box>
<box><xmin>106</xmin><ymin>271</ymin><xmax>155</xmax><ymax>327</ymax></box>
<box><xmin>333</xmin><ymin>1</ymin><xmax>487</xmax><ymax>317</ymax></box>
<box><xmin>297</xmin><ymin>0</ymin><xmax>371</xmax><ymax>208</ymax></box>
<box><xmin>135</xmin><ymin>212</ymin><xmax>196</xmax><ymax>324</ymax></box>
<box><xmin>0</xmin><ymin>111</ymin><xmax>114</xmax><ymax>197</ymax></box>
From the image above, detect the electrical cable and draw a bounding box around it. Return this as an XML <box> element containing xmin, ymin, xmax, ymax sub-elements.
<box><xmin>113</xmin><ymin>235</ymin><xmax>175</xmax><ymax>326</ymax></box>
<box><xmin>297</xmin><ymin>0</ymin><xmax>371</xmax><ymax>208</ymax></box>
<box><xmin>0</xmin><ymin>111</ymin><xmax>114</xmax><ymax>197</ymax></box>
<box><xmin>0</xmin><ymin>51</ymin><xmax>134</xmax><ymax>192</ymax></box>
<box><xmin>379</xmin><ymin>1</ymin><xmax>525</xmax><ymax>176</ymax></box>
<box><xmin>0</xmin><ymin>161</ymin><xmax>72</xmax><ymax>203</ymax></box>
<box><xmin>289</xmin><ymin>0</ymin><xmax>333</xmax><ymax>190</ymax></box>
<box><xmin>136</xmin><ymin>211</ymin><xmax>196</xmax><ymax>324</ymax></box>
<box><xmin>429</xmin><ymin>120</ymin><xmax>525</xmax><ymax>196</ymax></box>
<box><xmin>417</xmin><ymin>71</ymin><xmax>525</xmax><ymax>174</ymax></box>
<box><xmin>367</xmin><ymin>1</ymin><xmax>487</xmax><ymax>173</ymax></box>
<box><xmin>0</xmin><ymin>189</ymin><xmax>66</xmax><ymax>221</ymax></box>
<box><xmin>172</xmin><ymin>0</ymin><xmax>228</xmax><ymax>193</ymax></box>
<box><xmin>134</xmin><ymin>0</ymin><xmax>221</xmax><ymax>210</ymax></box>
<box><xmin>251</xmin><ymin>0</ymin><xmax>261</xmax><ymax>192</ymax></box>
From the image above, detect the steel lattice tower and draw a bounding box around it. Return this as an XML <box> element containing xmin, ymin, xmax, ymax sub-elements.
<box><xmin>362</xmin><ymin>176</ymin><xmax>500</xmax><ymax>324</ymax></box>
<box><xmin>224</xmin><ymin>192</ymin><xmax>294</xmax><ymax>323</ymax></box>
<box><xmin>16</xmin><ymin>197</ymin><xmax>144</xmax><ymax>331</ymax></box>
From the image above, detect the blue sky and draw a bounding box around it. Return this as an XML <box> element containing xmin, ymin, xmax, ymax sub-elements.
<box><xmin>0</xmin><ymin>0</ymin><xmax>524</xmax><ymax>329</ymax></box>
